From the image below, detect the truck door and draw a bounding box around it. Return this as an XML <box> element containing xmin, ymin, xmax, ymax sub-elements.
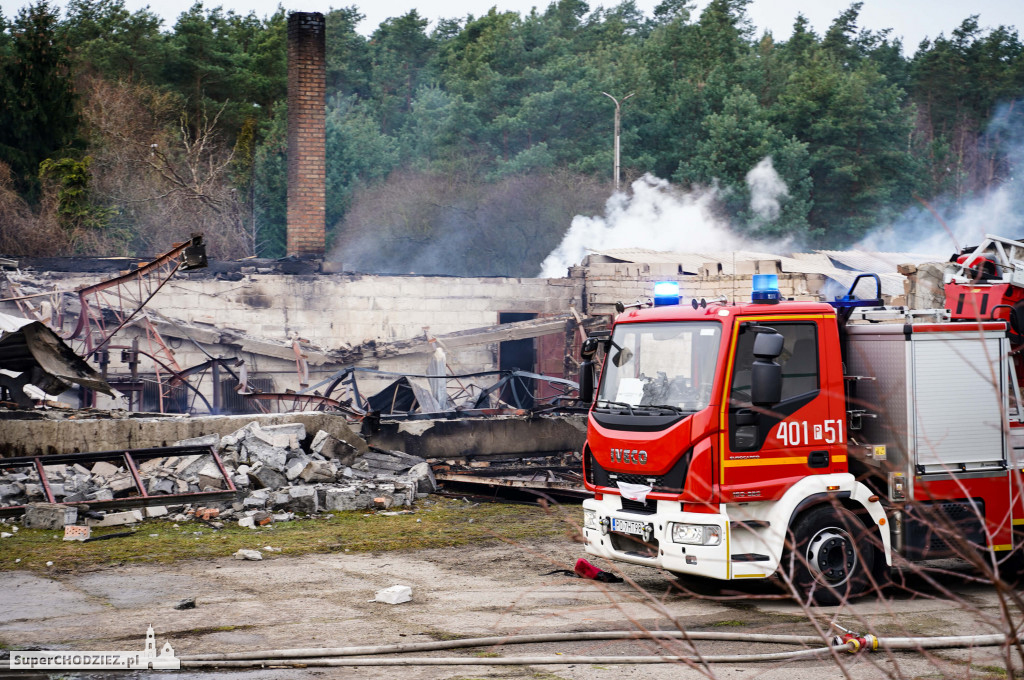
<box><xmin>721</xmin><ymin>318</ymin><xmax>840</xmax><ymax>501</ymax></box>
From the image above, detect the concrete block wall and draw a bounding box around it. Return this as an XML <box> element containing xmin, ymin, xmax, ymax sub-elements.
<box><xmin>155</xmin><ymin>274</ymin><xmax>579</xmax><ymax>349</ymax></box>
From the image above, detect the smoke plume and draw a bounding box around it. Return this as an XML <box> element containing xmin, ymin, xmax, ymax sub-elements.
<box><xmin>746</xmin><ymin>157</ymin><xmax>789</xmax><ymax>221</ymax></box>
<box><xmin>856</xmin><ymin>103</ymin><xmax>1024</xmax><ymax>257</ymax></box>
<box><xmin>539</xmin><ymin>161</ymin><xmax>790</xmax><ymax>277</ymax></box>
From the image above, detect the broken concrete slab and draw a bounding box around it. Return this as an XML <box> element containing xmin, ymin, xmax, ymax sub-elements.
<box><xmin>374</xmin><ymin>585</ymin><xmax>412</xmax><ymax>604</ymax></box>
<box><xmin>86</xmin><ymin>489</ymin><xmax>114</xmax><ymax>502</ymax></box>
<box><xmin>286</xmin><ymin>486</ymin><xmax>318</xmax><ymax>514</ymax></box>
<box><xmin>24</xmin><ymin>503</ymin><xmax>76</xmax><ymax>529</ymax></box>
<box><xmin>352</xmin><ymin>450</ymin><xmax>426</xmax><ymax>475</ymax></box>
<box><xmin>90</xmin><ymin>461</ymin><xmax>119</xmax><ymax>478</ymax></box>
<box><xmin>233</xmin><ymin>549</ymin><xmax>262</xmax><ymax>560</ymax></box>
<box><xmin>242</xmin><ymin>439</ymin><xmax>288</xmax><ymax>470</ymax></box>
<box><xmin>259</xmin><ymin>423</ymin><xmax>306</xmax><ymax>449</ymax></box>
<box><xmin>311</xmin><ymin>430</ymin><xmax>362</xmax><ymax>466</ymax></box>
<box><xmin>323</xmin><ymin>487</ymin><xmax>374</xmax><ymax>512</ymax></box>
<box><xmin>243</xmin><ymin>489</ymin><xmax>270</xmax><ymax>509</ymax></box>
<box><xmin>86</xmin><ymin>509</ymin><xmax>143</xmax><ymax>527</ymax></box>
<box><xmin>284</xmin><ymin>455</ymin><xmax>310</xmax><ymax>481</ymax></box>
<box><xmin>174</xmin><ymin>433</ymin><xmax>220</xmax><ymax>448</ymax></box>
<box><xmin>298</xmin><ymin>460</ymin><xmax>334</xmax><ymax>483</ymax></box>
<box><xmin>247</xmin><ymin>464</ymin><xmax>286</xmax><ymax>491</ymax></box>
<box><xmin>405</xmin><ymin>462</ymin><xmax>437</xmax><ymax>494</ymax></box>
<box><xmin>196</xmin><ymin>461</ymin><xmax>225</xmax><ymax>490</ymax></box>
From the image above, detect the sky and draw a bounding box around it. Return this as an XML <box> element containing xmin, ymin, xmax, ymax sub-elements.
<box><xmin>16</xmin><ymin>0</ymin><xmax>1024</xmax><ymax>49</ymax></box>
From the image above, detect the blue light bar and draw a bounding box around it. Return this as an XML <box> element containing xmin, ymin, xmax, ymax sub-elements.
<box><xmin>752</xmin><ymin>274</ymin><xmax>781</xmax><ymax>304</ymax></box>
<box><xmin>653</xmin><ymin>281</ymin><xmax>680</xmax><ymax>306</ymax></box>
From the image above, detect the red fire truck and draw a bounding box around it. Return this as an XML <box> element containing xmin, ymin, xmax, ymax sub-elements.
<box><xmin>579</xmin><ymin>235</ymin><xmax>1024</xmax><ymax>605</ymax></box>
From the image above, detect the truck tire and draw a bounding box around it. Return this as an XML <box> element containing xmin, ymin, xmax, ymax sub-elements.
<box><xmin>784</xmin><ymin>505</ymin><xmax>875</xmax><ymax>606</ymax></box>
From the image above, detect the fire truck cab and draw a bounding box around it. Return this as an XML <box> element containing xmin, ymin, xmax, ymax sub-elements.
<box><xmin>580</xmin><ymin>238</ymin><xmax>1024</xmax><ymax>605</ymax></box>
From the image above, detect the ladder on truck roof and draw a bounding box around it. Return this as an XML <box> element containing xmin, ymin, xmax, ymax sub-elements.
<box><xmin>946</xmin><ymin>234</ymin><xmax>1024</xmax><ymax>287</ymax></box>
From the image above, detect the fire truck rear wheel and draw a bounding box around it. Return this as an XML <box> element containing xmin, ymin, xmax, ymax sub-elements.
<box><xmin>786</xmin><ymin>505</ymin><xmax>875</xmax><ymax>606</ymax></box>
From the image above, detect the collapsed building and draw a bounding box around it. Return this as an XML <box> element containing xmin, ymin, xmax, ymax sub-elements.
<box><xmin>0</xmin><ymin>240</ymin><xmax>947</xmax><ymax>516</ymax></box>
<box><xmin>0</xmin><ymin>242</ymin><xmax>946</xmax><ymax>421</ymax></box>
<box><xmin>0</xmin><ymin>243</ymin><xmax>946</xmax><ymax>419</ymax></box>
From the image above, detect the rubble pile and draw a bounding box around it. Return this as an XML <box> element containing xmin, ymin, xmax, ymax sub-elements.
<box><xmin>0</xmin><ymin>465</ymin><xmax>42</xmax><ymax>507</ymax></box>
<box><xmin>205</xmin><ymin>421</ymin><xmax>436</xmax><ymax>514</ymax></box>
<box><xmin>0</xmin><ymin>420</ymin><xmax>437</xmax><ymax>517</ymax></box>
<box><xmin>0</xmin><ymin>454</ymin><xmax>227</xmax><ymax>509</ymax></box>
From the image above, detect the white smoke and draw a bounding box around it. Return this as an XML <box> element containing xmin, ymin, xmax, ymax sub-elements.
<box><xmin>746</xmin><ymin>157</ymin><xmax>789</xmax><ymax>221</ymax></box>
<box><xmin>539</xmin><ymin>173</ymin><xmax>747</xmax><ymax>278</ymax></box>
<box><xmin>856</xmin><ymin>103</ymin><xmax>1024</xmax><ymax>257</ymax></box>
<box><xmin>856</xmin><ymin>182</ymin><xmax>1024</xmax><ymax>256</ymax></box>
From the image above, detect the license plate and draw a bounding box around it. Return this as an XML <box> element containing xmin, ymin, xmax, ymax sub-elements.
<box><xmin>611</xmin><ymin>518</ymin><xmax>647</xmax><ymax>536</ymax></box>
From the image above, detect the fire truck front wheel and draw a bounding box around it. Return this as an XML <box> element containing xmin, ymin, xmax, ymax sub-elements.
<box><xmin>785</xmin><ymin>505</ymin><xmax>876</xmax><ymax>606</ymax></box>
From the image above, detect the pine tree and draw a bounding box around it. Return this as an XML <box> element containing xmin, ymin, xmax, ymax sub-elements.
<box><xmin>0</xmin><ymin>1</ymin><xmax>80</xmax><ymax>199</ymax></box>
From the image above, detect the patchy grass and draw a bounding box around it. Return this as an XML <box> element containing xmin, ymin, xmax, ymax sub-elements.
<box><xmin>0</xmin><ymin>497</ymin><xmax>579</xmax><ymax>573</ymax></box>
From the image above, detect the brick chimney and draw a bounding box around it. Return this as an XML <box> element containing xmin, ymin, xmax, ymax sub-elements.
<box><xmin>286</xmin><ymin>12</ymin><xmax>326</xmax><ymax>257</ymax></box>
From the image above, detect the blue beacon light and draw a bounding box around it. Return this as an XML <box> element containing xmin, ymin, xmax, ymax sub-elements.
<box><xmin>751</xmin><ymin>274</ymin><xmax>781</xmax><ymax>304</ymax></box>
<box><xmin>653</xmin><ymin>281</ymin><xmax>681</xmax><ymax>306</ymax></box>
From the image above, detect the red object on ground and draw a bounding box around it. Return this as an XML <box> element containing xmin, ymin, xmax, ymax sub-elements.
<box><xmin>574</xmin><ymin>558</ymin><xmax>603</xmax><ymax>580</ymax></box>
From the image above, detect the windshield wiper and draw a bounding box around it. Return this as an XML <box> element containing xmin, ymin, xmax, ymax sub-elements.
<box><xmin>596</xmin><ymin>399</ymin><xmax>634</xmax><ymax>415</ymax></box>
<box><xmin>644</xmin><ymin>403</ymin><xmax>685</xmax><ymax>414</ymax></box>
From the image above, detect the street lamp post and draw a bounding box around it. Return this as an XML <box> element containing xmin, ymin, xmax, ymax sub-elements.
<box><xmin>602</xmin><ymin>91</ymin><xmax>634</xmax><ymax>191</ymax></box>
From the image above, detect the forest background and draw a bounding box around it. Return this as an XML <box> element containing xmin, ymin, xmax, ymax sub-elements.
<box><xmin>0</xmin><ymin>0</ymin><xmax>1021</xmax><ymax>276</ymax></box>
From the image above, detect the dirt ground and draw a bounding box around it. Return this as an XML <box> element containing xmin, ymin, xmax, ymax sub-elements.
<box><xmin>1</xmin><ymin>536</ymin><xmax>1021</xmax><ymax>680</ymax></box>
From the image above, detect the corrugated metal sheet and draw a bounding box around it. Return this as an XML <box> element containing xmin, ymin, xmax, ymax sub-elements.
<box><xmin>595</xmin><ymin>249</ymin><xmax>834</xmax><ymax>276</ymax></box>
<box><xmin>591</xmin><ymin>247</ymin><xmax>943</xmax><ymax>299</ymax></box>
<box><xmin>817</xmin><ymin>250</ymin><xmax>945</xmax><ymax>273</ymax></box>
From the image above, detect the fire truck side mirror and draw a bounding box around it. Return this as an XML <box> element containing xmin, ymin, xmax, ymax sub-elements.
<box><xmin>750</xmin><ymin>330</ymin><xmax>783</xmax><ymax>406</ymax></box>
<box><xmin>752</xmin><ymin>331</ymin><xmax>784</xmax><ymax>359</ymax></box>
<box><xmin>579</xmin><ymin>360</ymin><xmax>595</xmax><ymax>405</ymax></box>
<box><xmin>751</xmin><ymin>359</ymin><xmax>782</xmax><ymax>406</ymax></box>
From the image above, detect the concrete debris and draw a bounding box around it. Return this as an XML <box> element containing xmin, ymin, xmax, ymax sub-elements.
<box><xmin>211</xmin><ymin>421</ymin><xmax>430</xmax><ymax>514</ymax></box>
<box><xmin>4</xmin><ymin>419</ymin><xmax>435</xmax><ymax>527</ymax></box>
<box><xmin>23</xmin><ymin>503</ymin><xmax>77</xmax><ymax>529</ymax></box>
<box><xmin>86</xmin><ymin>509</ymin><xmax>143</xmax><ymax>527</ymax></box>
<box><xmin>373</xmin><ymin>585</ymin><xmax>412</xmax><ymax>605</ymax></box>
<box><xmin>233</xmin><ymin>549</ymin><xmax>263</xmax><ymax>561</ymax></box>
<box><xmin>174</xmin><ymin>434</ymin><xmax>220</xmax><ymax>449</ymax></box>
<box><xmin>0</xmin><ymin>452</ymin><xmax>231</xmax><ymax>510</ymax></box>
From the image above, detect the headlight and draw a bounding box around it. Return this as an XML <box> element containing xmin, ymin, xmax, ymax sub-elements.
<box><xmin>670</xmin><ymin>523</ymin><xmax>721</xmax><ymax>546</ymax></box>
<box><xmin>583</xmin><ymin>509</ymin><xmax>598</xmax><ymax>530</ymax></box>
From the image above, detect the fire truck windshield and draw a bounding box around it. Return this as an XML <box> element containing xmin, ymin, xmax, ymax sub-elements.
<box><xmin>596</xmin><ymin>321</ymin><xmax>721</xmax><ymax>413</ymax></box>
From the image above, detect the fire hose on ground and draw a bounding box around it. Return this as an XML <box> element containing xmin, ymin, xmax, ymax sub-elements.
<box><xmin>177</xmin><ymin>629</ymin><xmax>1012</xmax><ymax>668</ymax></box>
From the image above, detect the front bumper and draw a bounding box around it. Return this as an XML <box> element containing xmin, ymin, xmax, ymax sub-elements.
<box><xmin>582</xmin><ymin>496</ymin><xmax>775</xmax><ymax>581</ymax></box>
